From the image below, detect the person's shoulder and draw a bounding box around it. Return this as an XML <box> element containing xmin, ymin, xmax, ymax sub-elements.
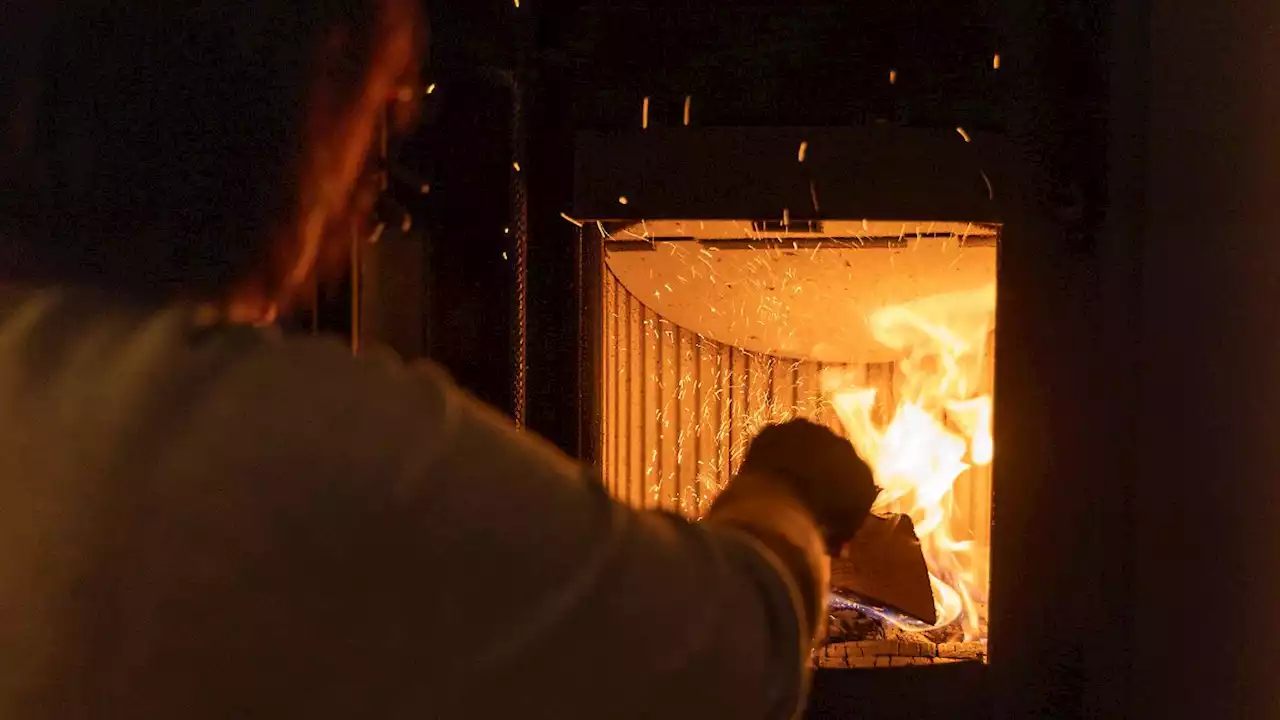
<box><xmin>194</xmin><ymin>324</ymin><xmax>452</xmax><ymax>422</ymax></box>
<box><xmin>154</xmin><ymin>324</ymin><xmax>461</xmax><ymax>486</ymax></box>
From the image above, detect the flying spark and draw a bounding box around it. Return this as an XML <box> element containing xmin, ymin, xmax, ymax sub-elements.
<box><xmin>956</xmin><ymin>127</ymin><xmax>972</xmax><ymax>143</ymax></box>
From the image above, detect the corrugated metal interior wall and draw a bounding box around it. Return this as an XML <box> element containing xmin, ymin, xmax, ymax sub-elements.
<box><xmin>600</xmin><ymin>261</ymin><xmax>892</xmax><ymax>518</ymax></box>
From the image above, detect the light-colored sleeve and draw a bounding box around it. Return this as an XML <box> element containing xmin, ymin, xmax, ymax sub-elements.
<box><xmin>208</xmin><ymin>338</ymin><xmax>825</xmax><ymax>719</ymax></box>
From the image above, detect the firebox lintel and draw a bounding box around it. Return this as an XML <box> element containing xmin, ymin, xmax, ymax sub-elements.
<box><xmin>573</xmin><ymin>127</ymin><xmax>1008</xmax><ymax>225</ymax></box>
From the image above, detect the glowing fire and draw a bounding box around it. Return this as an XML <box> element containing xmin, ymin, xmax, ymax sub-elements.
<box><xmin>823</xmin><ymin>284</ymin><xmax>996</xmax><ymax>640</ymax></box>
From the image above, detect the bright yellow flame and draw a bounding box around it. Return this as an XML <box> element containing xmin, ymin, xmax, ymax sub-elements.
<box><xmin>824</xmin><ymin>284</ymin><xmax>995</xmax><ymax>640</ymax></box>
<box><xmin>948</xmin><ymin>396</ymin><xmax>993</xmax><ymax>466</ymax></box>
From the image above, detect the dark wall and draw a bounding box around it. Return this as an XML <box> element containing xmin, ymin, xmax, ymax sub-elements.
<box><xmin>1134</xmin><ymin>1</ymin><xmax>1280</xmax><ymax>717</ymax></box>
<box><xmin>1022</xmin><ymin>0</ymin><xmax>1280</xmax><ymax>715</ymax></box>
<box><xmin>413</xmin><ymin>75</ymin><xmax>516</xmax><ymax>412</ymax></box>
<box><xmin>566</xmin><ymin>2</ymin><xmax>1001</xmax><ymax>132</ymax></box>
<box><xmin>986</xmin><ymin>0</ymin><xmax>1116</xmax><ymax>717</ymax></box>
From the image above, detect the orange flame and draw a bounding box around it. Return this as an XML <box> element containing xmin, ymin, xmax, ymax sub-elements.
<box><xmin>824</xmin><ymin>284</ymin><xmax>995</xmax><ymax>640</ymax></box>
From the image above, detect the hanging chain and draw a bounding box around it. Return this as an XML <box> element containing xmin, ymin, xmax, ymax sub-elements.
<box><xmin>510</xmin><ymin>76</ymin><xmax>529</xmax><ymax>430</ymax></box>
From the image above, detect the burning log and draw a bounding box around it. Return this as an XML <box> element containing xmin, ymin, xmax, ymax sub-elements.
<box><xmin>830</xmin><ymin>514</ymin><xmax>936</xmax><ymax>625</ymax></box>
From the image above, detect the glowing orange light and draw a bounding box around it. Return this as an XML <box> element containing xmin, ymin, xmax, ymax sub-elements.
<box><xmin>824</xmin><ymin>284</ymin><xmax>996</xmax><ymax>640</ymax></box>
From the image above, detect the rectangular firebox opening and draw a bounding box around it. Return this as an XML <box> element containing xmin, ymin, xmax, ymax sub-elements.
<box><xmin>595</xmin><ymin>218</ymin><xmax>997</xmax><ymax>670</ymax></box>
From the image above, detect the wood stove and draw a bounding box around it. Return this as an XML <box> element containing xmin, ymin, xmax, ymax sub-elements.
<box><xmin>570</xmin><ymin>126</ymin><xmax>1006</xmax><ymax>714</ymax></box>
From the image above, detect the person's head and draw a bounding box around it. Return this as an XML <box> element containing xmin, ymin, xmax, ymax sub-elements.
<box><xmin>0</xmin><ymin>0</ymin><xmax>424</xmax><ymax>321</ymax></box>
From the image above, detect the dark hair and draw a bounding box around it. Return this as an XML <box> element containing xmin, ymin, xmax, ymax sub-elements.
<box><xmin>0</xmin><ymin>0</ymin><xmax>421</xmax><ymax>306</ymax></box>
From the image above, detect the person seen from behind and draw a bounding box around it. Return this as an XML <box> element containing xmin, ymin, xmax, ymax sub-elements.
<box><xmin>0</xmin><ymin>2</ymin><xmax>880</xmax><ymax>718</ymax></box>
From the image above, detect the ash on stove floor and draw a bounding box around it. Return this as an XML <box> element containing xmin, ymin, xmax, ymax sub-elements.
<box><xmin>814</xmin><ymin>608</ymin><xmax>988</xmax><ymax>669</ymax></box>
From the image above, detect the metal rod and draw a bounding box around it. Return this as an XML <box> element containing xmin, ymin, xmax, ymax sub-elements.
<box><xmin>637</xmin><ymin>302</ymin><xmax>647</xmax><ymax>510</ymax></box>
<box><xmin>604</xmin><ymin>266</ymin><xmax>614</xmax><ymax>497</ymax></box>
<box><xmin>718</xmin><ymin>343</ymin><xmax>728</xmax><ymax>491</ymax></box>
<box><xmin>674</xmin><ymin>323</ymin><xmax>684</xmax><ymax>515</ymax></box>
<box><xmin>654</xmin><ymin>314</ymin><xmax>664</xmax><ymax>511</ymax></box>
<box><xmin>767</xmin><ymin>355</ymin><xmax>777</xmax><ymax>418</ymax></box>
<box><xmin>792</xmin><ymin>360</ymin><xmax>802</xmax><ymax>419</ymax></box>
<box><xmin>727</xmin><ymin>346</ymin><xmax>737</xmax><ymax>477</ymax></box>
<box><xmin>694</xmin><ymin>333</ymin><xmax>704</xmax><ymax>512</ymax></box>
<box><xmin>603</xmin><ymin>233</ymin><xmax>999</xmax><ymax>253</ymax></box>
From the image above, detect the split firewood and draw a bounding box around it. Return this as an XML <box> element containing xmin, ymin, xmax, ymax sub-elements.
<box><xmin>830</xmin><ymin>513</ymin><xmax>937</xmax><ymax>625</ymax></box>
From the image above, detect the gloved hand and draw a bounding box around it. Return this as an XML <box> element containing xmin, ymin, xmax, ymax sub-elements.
<box><xmin>726</xmin><ymin>419</ymin><xmax>880</xmax><ymax>554</ymax></box>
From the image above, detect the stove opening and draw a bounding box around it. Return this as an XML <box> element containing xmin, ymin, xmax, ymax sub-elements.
<box><xmin>598</xmin><ymin>219</ymin><xmax>996</xmax><ymax>669</ymax></box>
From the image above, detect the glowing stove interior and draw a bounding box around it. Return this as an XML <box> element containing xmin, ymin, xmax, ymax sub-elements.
<box><xmin>599</xmin><ymin>219</ymin><xmax>997</xmax><ymax>668</ymax></box>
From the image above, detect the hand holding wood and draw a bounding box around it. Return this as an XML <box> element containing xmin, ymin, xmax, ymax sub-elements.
<box><xmin>735</xmin><ymin>419</ymin><xmax>881</xmax><ymax>554</ymax></box>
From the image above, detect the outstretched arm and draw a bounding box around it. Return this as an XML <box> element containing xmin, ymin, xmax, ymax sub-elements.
<box><xmin>208</xmin><ymin>339</ymin><xmax>829</xmax><ymax>719</ymax></box>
